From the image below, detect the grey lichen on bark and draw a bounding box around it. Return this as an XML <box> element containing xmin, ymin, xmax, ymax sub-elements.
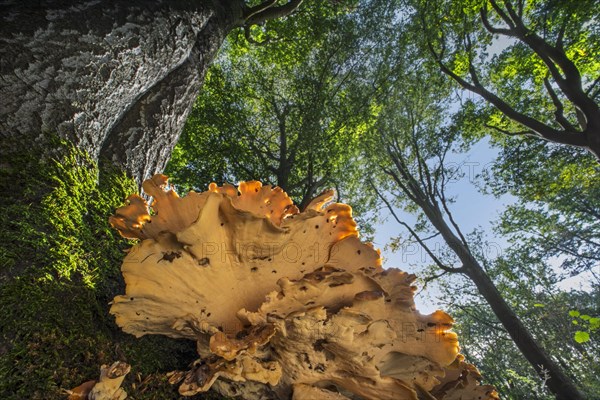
<box><xmin>0</xmin><ymin>0</ymin><xmax>243</xmax><ymax>183</ymax></box>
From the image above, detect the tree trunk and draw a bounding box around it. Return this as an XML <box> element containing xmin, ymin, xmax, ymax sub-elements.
<box><xmin>463</xmin><ymin>262</ymin><xmax>584</xmax><ymax>400</ymax></box>
<box><xmin>0</xmin><ymin>0</ymin><xmax>244</xmax><ymax>183</ymax></box>
<box><xmin>420</xmin><ymin>203</ymin><xmax>584</xmax><ymax>400</ymax></box>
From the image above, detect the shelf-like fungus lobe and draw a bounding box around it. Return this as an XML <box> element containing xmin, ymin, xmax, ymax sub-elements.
<box><xmin>109</xmin><ymin>175</ymin><xmax>498</xmax><ymax>400</ymax></box>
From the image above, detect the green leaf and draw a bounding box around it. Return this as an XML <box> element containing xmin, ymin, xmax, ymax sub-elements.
<box><xmin>533</xmin><ymin>303</ymin><xmax>545</xmax><ymax>307</ymax></box>
<box><xmin>574</xmin><ymin>331</ymin><xmax>590</xmax><ymax>344</ymax></box>
<box><xmin>580</xmin><ymin>314</ymin><xmax>591</xmax><ymax>321</ymax></box>
<box><xmin>569</xmin><ymin>310</ymin><xmax>580</xmax><ymax>317</ymax></box>
<box><xmin>572</xmin><ymin>320</ymin><xmax>579</xmax><ymax>325</ymax></box>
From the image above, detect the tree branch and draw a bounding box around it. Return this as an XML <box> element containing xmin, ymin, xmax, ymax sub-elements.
<box><xmin>433</xmin><ymin>55</ymin><xmax>587</xmax><ymax>147</ymax></box>
<box><xmin>381</xmin><ymin>164</ymin><xmax>419</xmax><ymax>204</ymax></box>
<box><xmin>415</xmin><ymin>270</ymin><xmax>449</xmax><ymax>295</ymax></box>
<box><xmin>244</xmin><ymin>0</ymin><xmax>277</xmax><ymax>21</ymax></box>
<box><xmin>434</xmin><ymin>180</ymin><xmax>470</xmax><ymax>250</ymax></box>
<box><xmin>489</xmin><ymin>0</ymin><xmax>516</xmax><ymax>29</ymax></box>
<box><xmin>245</xmin><ymin>0</ymin><xmax>303</xmax><ymax>27</ymax></box>
<box><xmin>246</xmin><ymin>138</ymin><xmax>278</xmax><ymax>175</ymax></box>
<box><xmin>585</xmin><ymin>74</ymin><xmax>600</xmax><ymax>98</ymax></box>
<box><xmin>480</xmin><ymin>4</ymin><xmax>514</xmax><ymax>35</ymax></box>
<box><xmin>299</xmin><ymin>175</ymin><xmax>328</xmax><ymax>210</ymax></box>
<box><xmin>484</xmin><ymin>123</ymin><xmax>531</xmax><ymax>136</ymax></box>
<box><xmin>543</xmin><ymin>77</ymin><xmax>578</xmax><ymax>131</ymax></box>
<box><xmin>369</xmin><ymin>182</ymin><xmax>464</xmax><ymax>274</ymax></box>
<box><xmin>486</xmin><ymin>1</ymin><xmax>593</xmax><ymax>121</ymax></box>
<box><xmin>454</xmin><ymin>304</ymin><xmax>508</xmax><ymax>335</ymax></box>
<box><xmin>409</xmin><ymin>124</ymin><xmax>436</xmax><ymax>201</ymax></box>
<box><xmin>555</xmin><ymin>16</ymin><xmax>568</xmax><ymax>51</ymax></box>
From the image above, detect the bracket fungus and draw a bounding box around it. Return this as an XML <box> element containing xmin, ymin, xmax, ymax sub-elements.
<box><xmin>66</xmin><ymin>361</ymin><xmax>130</xmax><ymax>400</ymax></box>
<box><xmin>109</xmin><ymin>175</ymin><xmax>498</xmax><ymax>399</ymax></box>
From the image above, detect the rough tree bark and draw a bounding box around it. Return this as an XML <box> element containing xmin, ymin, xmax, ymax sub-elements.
<box><xmin>0</xmin><ymin>0</ymin><xmax>245</xmax><ymax>183</ymax></box>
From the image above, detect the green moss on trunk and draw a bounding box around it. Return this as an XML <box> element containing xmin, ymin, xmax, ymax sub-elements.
<box><xmin>0</xmin><ymin>137</ymin><xmax>226</xmax><ymax>399</ymax></box>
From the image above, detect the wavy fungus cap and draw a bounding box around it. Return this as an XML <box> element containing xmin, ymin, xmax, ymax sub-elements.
<box><xmin>109</xmin><ymin>175</ymin><xmax>498</xmax><ymax>400</ymax></box>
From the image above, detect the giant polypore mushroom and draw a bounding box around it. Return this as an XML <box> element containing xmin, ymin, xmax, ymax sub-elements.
<box><xmin>66</xmin><ymin>361</ymin><xmax>130</xmax><ymax>400</ymax></box>
<box><xmin>109</xmin><ymin>174</ymin><xmax>498</xmax><ymax>399</ymax></box>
